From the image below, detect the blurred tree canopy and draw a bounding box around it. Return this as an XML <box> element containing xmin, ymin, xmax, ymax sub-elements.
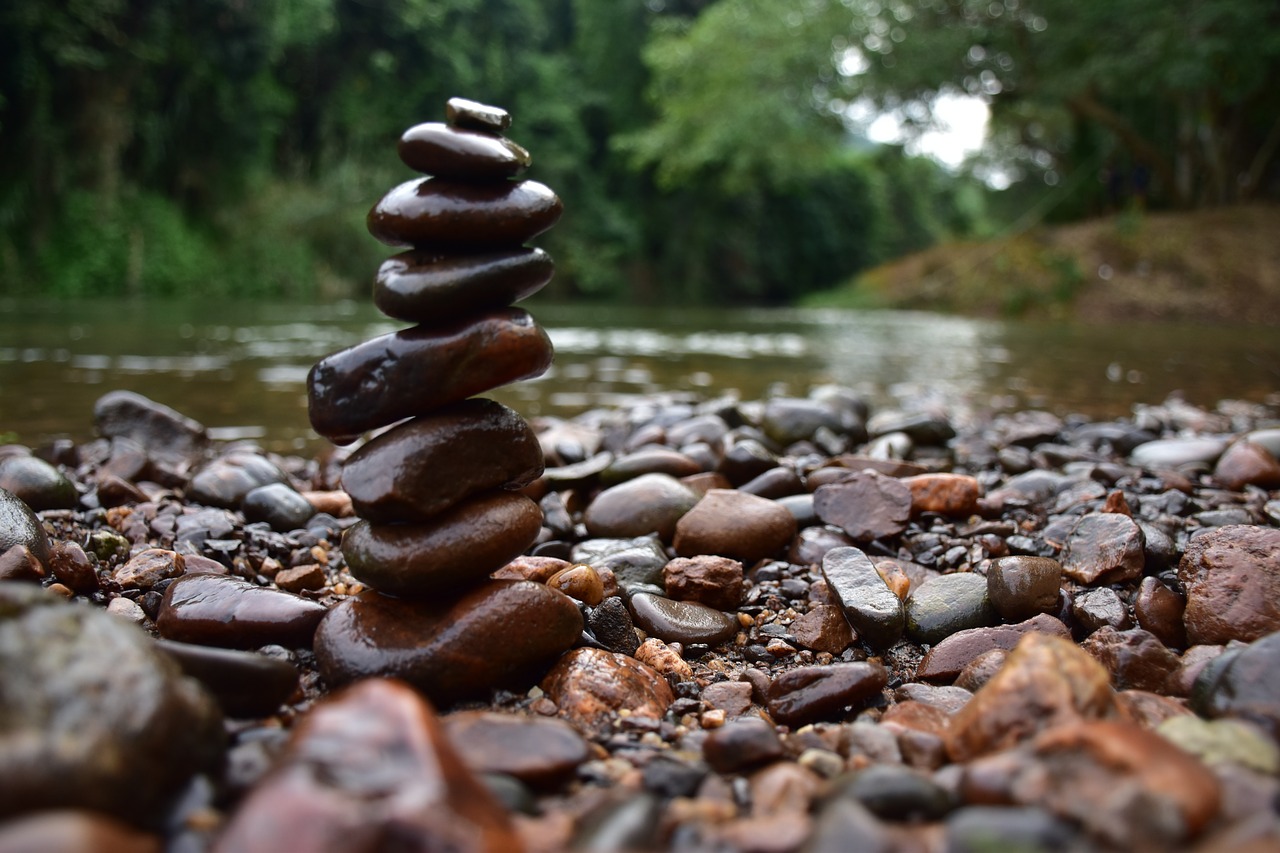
<box><xmin>1</xmin><ymin>0</ymin><xmax>1272</xmax><ymax>302</ymax></box>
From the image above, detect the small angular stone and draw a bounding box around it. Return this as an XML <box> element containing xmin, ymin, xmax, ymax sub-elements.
<box><xmin>663</xmin><ymin>555</ymin><xmax>744</xmax><ymax>610</ymax></box>
<box><xmin>790</xmin><ymin>604</ymin><xmax>854</xmax><ymax>655</ymax></box>
<box><xmin>902</xmin><ymin>473</ymin><xmax>981</xmax><ymax>517</ymax></box>
<box><xmin>1060</xmin><ymin>512</ymin><xmax>1146</xmax><ymax>585</ymax></box>
<box><xmin>115</xmin><ymin>548</ymin><xmax>184</xmax><ymax>590</ymax></box>
<box><xmin>540</xmin><ymin>647</ymin><xmax>674</xmax><ymax>736</ymax></box>
<box><xmin>446</xmin><ymin>97</ymin><xmax>511</xmax><ymax>132</ymax></box>
<box><xmin>813</xmin><ymin>471</ymin><xmax>912</xmax><ymax>542</ymax></box>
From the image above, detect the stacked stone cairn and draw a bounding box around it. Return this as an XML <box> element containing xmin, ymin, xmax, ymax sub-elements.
<box><xmin>306</xmin><ymin>98</ymin><xmax>583</xmax><ymax>704</ymax></box>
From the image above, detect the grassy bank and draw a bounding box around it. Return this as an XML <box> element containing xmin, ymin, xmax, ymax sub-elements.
<box><xmin>805</xmin><ymin>205</ymin><xmax>1280</xmax><ymax>326</ymax></box>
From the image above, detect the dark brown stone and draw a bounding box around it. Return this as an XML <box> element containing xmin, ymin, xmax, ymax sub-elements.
<box><xmin>1082</xmin><ymin>626</ymin><xmax>1181</xmax><ymax>693</ymax></box>
<box><xmin>986</xmin><ymin>556</ymin><xmax>1063</xmax><ymax>622</ymax></box>
<box><xmin>315</xmin><ymin>581</ymin><xmax>582</xmax><ymax>705</ymax></box>
<box><xmin>214</xmin><ymin>679</ymin><xmax>519</xmax><ymax>853</ymax></box>
<box><xmin>790</xmin><ymin>604</ymin><xmax>855</xmax><ymax>655</ymax></box>
<box><xmin>154</xmin><ymin>639</ymin><xmax>299</xmax><ymax>719</ymax></box>
<box><xmin>673</xmin><ymin>489</ymin><xmax>797</xmax><ymax>564</ymax></box>
<box><xmin>1060</xmin><ymin>512</ymin><xmax>1146</xmax><ymax>585</ymax></box>
<box><xmin>367</xmin><ymin>177</ymin><xmax>562</xmax><ymax>249</ymax></box>
<box><xmin>584</xmin><ymin>473</ymin><xmax>699</xmax><ymax>541</ymax></box>
<box><xmin>397</xmin><ymin>122</ymin><xmax>531</xmax><ymax>180</ymax></box>
<box><xmin>1134</xmin><ymin>576</ymin><xmax>1188</xmax><ymax>649</ymax></box>
<box><xmin>342</xmin><ymin>492</ymin><xmax>542</xmax><ymax>597</ymax></box>
<box><xmin>702</xmin><ymin>716</ymin><xmax>785</xmax><ymax>773</ymax></box>
<box><xmin>443</xmin><ymin>710</ymin><xmax>590</xmax><ymax>789</ymax></box>
<box><xmin>917</xmin><ymin>613</ymin><xmax>1072</xmax><ymax>682</ymax></box>
<box><xmin>1213</xmin><ymin>439</ymin><xmax>1280</xmax><ymax>491</ymax></box>
<box><xmin>156</xmin><ymin>573</ymin><xmax>328</xmax><ymax>650</ymax></box>
<box><xmin>628</xmin><ymin>592</ymin><xmax>739</xmax><ymax>646</ymax></box>
<box><xmin>1178</xmin><ymin>524</ymin><xmax>1280</xmax><ymax>645</ymax></box>
<box><xmin>0</xmin><ymin>544</ymin><xmax>43</xmax><ymax>582</ymax></box>
<box><xmin>813</xmin><ymin>471</ymin><xmax>912</xmax><ymax>542</ymax></box>
<box><xmin>307</xmin><ymin>308</ymin><xmax>553</xmax><ymax>443</ymax></box>
<box><xmin>47</xmin><ymin>541</ymin><xmax>99</xmax><ymax>594</ymax></box>
<box><xmin>341</xmin><ymin>399</ymin><xmax>544</xmax><ymax>524</ymax></box>
<box><xmin>373</xmin><ymin>248</ymin><xmax>554</xmax><ymax>324</ymax></box>
<box><xmin>766</xmin><ymin>662</ymin><xmax>888</xmax><ymax>727</ymax></box>
<box><xmin>446</xmin><ymin>97</ymin><xmax>511</xmax><ymax>133</ymax></box>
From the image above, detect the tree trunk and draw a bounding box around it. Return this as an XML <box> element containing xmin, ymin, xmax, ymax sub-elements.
<box><xmin>1066</xmin><ymin>90</ymin><xmax>1185</xmax><ymax>207</ymax></box>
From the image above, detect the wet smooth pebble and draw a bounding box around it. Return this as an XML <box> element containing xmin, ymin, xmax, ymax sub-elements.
<box><xmin>0</xmin><ymin>455</ymin><xmax>77</xmax><ymax>510</ymax></box>
<box><xmin>307</xmin><ymin>308</ymin><xmax>553</xmax><ymax>443</ymax></box>
<box><xmin>0</xmin><ymin>487</ymin><xmax>51</xmax><ymax>564</ymax></box>
<box><xmin>986</xmin><ymin>555</ymin><xmax>1063</xmax><ymax>622</ymax></box>
<box><xmin>443</xmin><ymin>710</ymin><xmax>590</xmax><ymax>789</ymax></box>
<box><xmin>315</xmin><ymin>580</ymin><xmax>582</xmax><ymax>705</ymax></box>
<box><xmin>242</xmin><ymin>483</ymin><xmax>315</xmax><ymax>532</ymax></box>
<box><xmin>1178</xmin><ymin>524</ymin><xmax>1280</xmax><ymax>645</ymax></box>
<box><xmin>702</xmin><ymin>716</ymin><xmax>785</xmax><ymax>774</ymax></box>
<box><xmin>340</xmin><ymin>398</ymin><xmax>543</xmax><ymax>523</ymax></box>
<box><xmin>157</xmin><ymin>573</ymin><xmax>328</xmax><ymax>650</ymax></box>
<box><xmin>905</xmin><ymin>572</ymin><xmax>996</xmax><ymax>646</ymax></box>
<box><xmin>584</xmin><ymin>473</ymin><xmax>699</xmax><ymax>541</ymax></box>
<box><xmin>673</xmin><ymin>488</ymin><xmax>797</xmax><ymax>565</ymax></box>
<box><xmin>341</xmin><ymin>491</ymin><xmax>543</xmax><ymax>596</ymax></box>
<box><xmin>155</xmin><ymin>638</ymin><xmax>299</xmax><ymax>718</ymax></box>
<box><xmin>373</xmin><ymin>248</ymin><xmax>554</xmax><ymax>324</ymax></box>
<box><xmin>821</xmin><ymin>546</ymin><xmax>905</xmax><ymax>648</ymax></box>
<box><xmin>367</xmin><ymin>177</ymin><xmax>562</xmax><ymax>249</ymax></box>
<box><xmin>766</xmin><ymin>661</ymin><xmax>888</xmax><ymax>727</ymax></box>
<box><xmin>628</xmin><ymin>591</ymin><xmax>738</xmax><ymax>646</ymax></box>
<box><xmin>540</xmin><ymin>647</ymin><xmax>674</xmax><ymax>736</ymax></box>
<box><xmin>397</xmin><ymin>121</ymin><xmax>531</xmax><ymax>180</ymax></box>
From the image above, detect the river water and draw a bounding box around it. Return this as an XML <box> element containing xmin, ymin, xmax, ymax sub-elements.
<box><xmin>2</xmin><ymin>297</ymin><xmax>1277</xmax><ymax>453</ymax></box>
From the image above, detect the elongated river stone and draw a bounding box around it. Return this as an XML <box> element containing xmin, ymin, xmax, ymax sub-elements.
<box><xmin>341</xmin><ymin>398</ymin><xmax>543</xmax><ymax>524</ymax></box>
<box><xmin>821</xmin><ymin>546</ymin><xmax>905</xmax><ymax>648</ymax></box>
<box><xmin>367</xmin><ymin>177</ymin><xmax>562</xmax><ymax>249</ymax></box>
<box><xmin>627</xmin><ymin>592</ymin><xmax>739</xmax><ymax>646</ymax></box>
<box><xmin>156</xmin><ymin>573</ymin><xmax>328</xmax><ymax>649</ymax></box>
<box><xmin>374</xmin><ymin>247</ymin><xmax>554</xmax><ymax>324</ymax></box>
<box><xmin>342</xmin><ymin>492</ymin><xmax>544</xmax><ymax>596</ymax></box>
<box><xmin>398</xmin><ymin>122</ymin><xmax>531</xmax><ymax>180</ymax></box>
<box><xmin>307</xmin><ymin>308</ymin><xmax>553</xmax><ymax>443</ymax></box>
<box><xmin>314</xmin><ymin>580</ymin><xmax>583</xmax><ymax>705</ymax></box>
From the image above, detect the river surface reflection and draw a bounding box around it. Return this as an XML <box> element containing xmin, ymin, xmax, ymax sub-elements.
<box><xmin>2</xmin><ymin>298</ymin><xmax>1277</xmax><ymax>453</ymax></box>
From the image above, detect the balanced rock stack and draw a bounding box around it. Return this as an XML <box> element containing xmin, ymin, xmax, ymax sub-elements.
<box><xmin>306</xmin><ymin>98</ymin><xmax>582</xmax><ymax>703</ymax></box>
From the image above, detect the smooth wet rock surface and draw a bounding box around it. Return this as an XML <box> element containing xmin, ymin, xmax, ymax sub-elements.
<box><xmin>821</xmin><ymin>546</ymin><xmax>905</xmax><ymax>648</ymax></box>
<box><xmin>157</xmin><ymin>573</ymin><xmax>328</xmax><ymax>649</ymax></box>
<box><xmin>374</xmin><ymin>247</ymin><xmax>554</xmax><ymax>324</ymax></box>
<box><xmin>1178</xmin><ymin>524</ymin><xmax>1280</xmax><ymax>645</ymax></box>
<box><xmin>367</xmin><ymin>176</ymin><xmax>562</xmax><ymax>249</ymax></box>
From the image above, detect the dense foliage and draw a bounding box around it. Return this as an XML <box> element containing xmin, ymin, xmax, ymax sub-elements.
<box><xmin>1</xmin><ymin>0</ymin><xmax>1273</xmax><ymax>302</ymax></box>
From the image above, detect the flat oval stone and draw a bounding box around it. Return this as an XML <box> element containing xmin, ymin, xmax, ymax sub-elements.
<box><xmin>917</xmin><ymin>613</ymin><xmax>1072</xmax><ymax>683</ymax></box>
<box><xmin>628</xmin><ymin>592</ymin><xmax>738</xmax><ymax>646</ymax></box>
<box><xmin>374</xmin><ymin>248</ymin><xmax>553</xmax><ymax>324</ymax></box>
<box><xmin>1130</xmin><ymin>437</ymin><xmax>1228</xmax><ymax>469</ymax></box>
<box><xmin>242</xmin><ymin>482</ymin><xmax>315</xmax><ymax>532</ymax></box>
<box><xmin>398</xmin><ymin>122</ymin><xmax>530</xmax><ymax>180</ymax></box>
<box><xmin>187</xmin><ymin>450</ymin><xmax>287</xmax><ymax>509</ymax></box>
<box><xmin>314</xmin><ymin>580</ymin><xmax>582</xmax><ymax>705</ymax></box>
<box><xmin>342</xmin><ymin>492</ymin><xmax>543</xmax><ymax>596</ymax></box>
<box><xmin>442</xmin><ymin>710</ymin><xmax>590</xmax><ymax>789</ymax></box>
<box><xmin>672</xmin><ymin>489</ymin><xmax>797</xmax><ymax>564</ymax></box>
<box><xmin>814</xmin><ymin>471</ymin><xmax>912</xmax><ymax>542</ymax></box>
<box><xmin>307</xmin><ymin>308</ymin><xmax>553</xmax><ymax>443</ymax></box>
<box><xmin>821</xmin><ymin>546</ymin><xmax>905</xmax><ymax>648</ymax></box>
<box><xmin>155</xmin><ymin>639</ymin><xmax>298</xmax><ymax>718</ymax></box>
<box><xmin>906</xmin><ymin>572</ymin><xmax>997</xmax><ymax>646</ymax></box>
<box><xmin>0</xmin><ymin>487</ymin><xmax>51</xmax><ymax>564</ymax></box>
<box><xmin>157</xmin><ymin>573</ymin><xmax>329</xmax><ymax>649</ymax></box>
<box><xmin>213</xmin><ymin>679</ymin><xmax>519</xmax><ymax>853</ymax></box>
<box><xmin>584</xmin><ymin>473</ymin><xmax>699</xmax><ymax>541</ymax></box>
<box><xmin>702</xmin><ymin>717</ymin><xmax>785</xmax><ymax>773</ymax></box>
<box><xmin>342</xmin><ymin>399</ymin><xmax>542</xmax><ymax>524</ymax></box>
<box><xmin>367</xmin><ymin>177</ymin><xmax>562</xmax><ymax>249</ymax></box>
<box><xmin>766</xmin><ymin>661</ymin><xmax>888</xmax><ymax>727</ymax></box>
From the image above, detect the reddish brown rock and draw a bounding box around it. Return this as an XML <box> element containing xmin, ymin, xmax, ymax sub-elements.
<box><xmin>790</xmin><ymin>604</ymin><xmax>855</xmax><ymax>655</ymax></box>
<box><xmin>114</xmin><ymin>548</ymin><xmax>184</xmax><ymax>590</ymax></box>
<box><xmin>0</xmin><ymin>544</ymin><xmax>44</xmax><ymax>582</ymax></box>
<box><xmin>1114</xmin><ymin>689</ymin><xmax>1191</xmax><ymax>729</ymax></box>
<box><xmin>766</xmin><ymin>662</ymin><xmax>888</xmax><ymax>727</ymax></box>
<box><xmin>703</xmin><ymin>716</ymin><xmax>785</xmax><ymax>773</ymax></box>
<box><xmin>946</xmin><ymin>633</ymin><xmax>1119</xmax><ymax>762</ymax></box>
<box><xmin>1213</xmin><ymin>440</ymin><xmax>1280</xmax><ymax>491</ymax></box>
<box><xmin>319</xmin><ymin>579</ymin><xmax>580</xmax><ymax>699</ymax></box>
<box><xmin>986</xmin><ymin>556</ymin><xmax>1063</xmax><ymax>622</ymax></box>
<box><xmin>546</xmin><ymin>564</ymin><xmax>604</xmax><ymax>606</ymax></box>
<box><xmin>813</xmin><ymin>471</ymin><xmax>912</xmax><ymax>542</ymax></box>
<box><xmin>442</xmin><ymin>710</ymin><xmax>590</xmax><ymax>789</ymax></box>
<box><xmin>663</xmin><ymin>554</ymin><xmax>745</xmax><ymax>610</ymax></box>
<box><xmin>367</xmin><ymin>177</ymin><xmax>562</xmax><ymax>249</ymax></box>
<box><xmin>307</xmin><ymin>308</ymin><xmax>553</xmax><ymax>443</ymax></box>
<box><xmin>1134</xmin><ymin>576</ymin><xmax>1188</xmax><ymax>649</ymax></box>
<box><xmin>397</xmin><ymin>121</ymin><xmax>531</xmax><ymax>180</ymax></box>
<box><xmin>341</xmin><ymin>492</ymin><xmax>543</xmax><ymax>596</ymax></box>
<box><xmin>701</xmin><ymin>681</ymin><xmax>755</xmax><ymax>718</ymax></box>
<box><xmin>916</xmin><ymin>614</ymin><xmax>1072</xmax><ymax>682</ymax></box>
<box><xmin>1178</xmin><ymin>525</ymin><xmax>1280</xmax><ymax>645</ymax></box>
<box><xmin>214</xmin><ymin>679</ymin><xmax>520</xmax><ymax>853</ymax></box>
<box><xmin>157</xmin><ymin>573</ymin><xmax>328</xmax><ymax>650</ymax></box>
<box><xmin>273</xmin><ymin>564</ymin><xmax>326</xmax><ymax>593</ymax></box>
<box><xmin>903</xmin><ymin>473</ymin><xmax>981</xmax><ymax>516</ymax></box>
<box><xmin>672</xmin><ymin>489</ymin><xmax>796</xmax><ymax>564</ymax></box>
<box><xmin>540</xmin><ymin>647</ymin><xmax>675</xmax><ymax>736</ymax></box>
<box><xmin>340</xmin><ymin>398</ymin><xmax>543</xmax><ymax>524</ymax></box>
<box><xmin>48</xmin><ymin>541</ymin><xmax>99</xmax><ymax>594</ymax></box>
<box><xmin>1081</xmin><ymin>626</ymin><xmax>1181</xmax><ymax>693</ymax></box>
<box><xmin>492</xmin><ymin>555</ymin><xmax>571</xmax><ymax>583</ymax></box>
<box><xmin>1060</xmin><ymin>512</ymin><xmax>1146</xmax><ymax>585</ymax></box>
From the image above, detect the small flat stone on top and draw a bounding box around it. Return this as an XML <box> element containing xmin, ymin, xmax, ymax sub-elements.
<box><xmin>446</xmin><ymin>97</ymin><xmax>511</xmax><ymax>133</ymax></box>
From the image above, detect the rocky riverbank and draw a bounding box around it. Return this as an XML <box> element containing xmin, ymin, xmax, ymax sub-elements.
<box><xmin>1</xmin><ymin>386</ymin><xmax>1279</xmax><ymax>852</ymax></box>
